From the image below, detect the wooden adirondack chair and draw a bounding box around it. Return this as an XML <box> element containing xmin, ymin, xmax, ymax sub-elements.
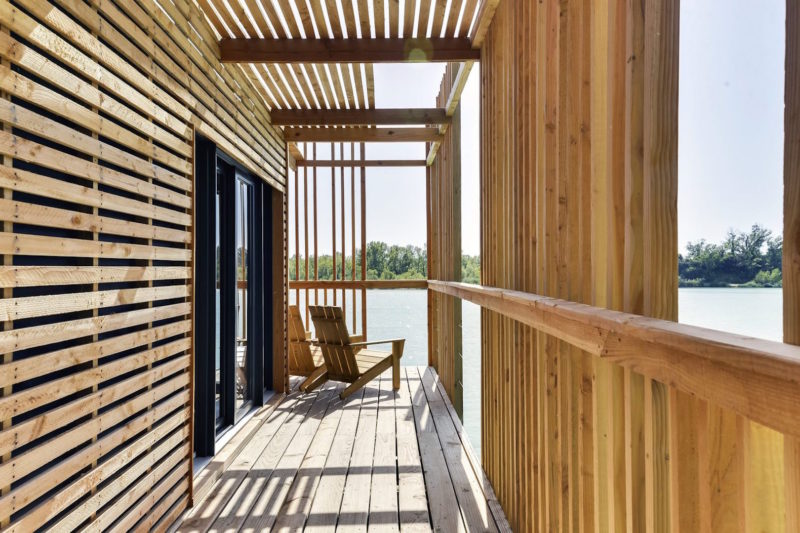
<box><xmin>289</xmin><ymin>304</ymin><xmax>366</xmax><ymax>391</ymax></box>
<box><xmin>288</xmin><ymin>305</ymin><xmax>322</xmax><ymax>378</ymax></box>
<box><xmin>305</xmin><ymin>305</ymin><xmax>405</xmax><ymax>399</ymax></box>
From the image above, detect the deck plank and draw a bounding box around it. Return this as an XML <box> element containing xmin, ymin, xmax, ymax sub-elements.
<box><xmin>417</xmin><ymin>366</ymin><xmax>498</xmax><ymax>532</ymax></box>
<box><xmin>428</xmin><ymin>367</ymin><xmax>512</xmax><ymax>532</ymax></box>
<box><xmin>337</xmin><ymin>380</ymin><xmax>380</xmax><ymax>531</ymax></box>
<box><xmin>406</xmin><ymin>367</ymin><xmax>466</xmax><ymax>532</ymax></box>
<box><xmin>210</xmin><ymin>383</ymin><xmax>337</xmax><ymax>531</ymax></box>
<box><xmin>177</xmin><ymin>368</ymin><xmax>508</xmax><ymax>533</ymax></box>
<box><xmin>396</xmin><ymin>369</ymin><xmax>432</xmax><ymax>532</ymax></box>
<box><xmin>305</xmin><ymin>387</ymin><xmax>367</xmax><ymax>530</ymax></box>
<box><xmin>273</xmin><ymin>383</ymin><xmax>348</xmax><ymax>531</ymax></box>
<box><xmin>238</xmin><ymin>382</ymin><xmax>341</xmax><ymax>531</ymax></box>
<box><xmin>368</xmin><ymin>372</ymin><xmax>400</xmax><ymax>531</ymax></box>
<box><xmin>177</xmin><ymin>392</ymin><xmax>304</xmax><ymax>532</ymax></box>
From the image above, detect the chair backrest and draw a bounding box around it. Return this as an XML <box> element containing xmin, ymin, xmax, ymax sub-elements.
<box><xmin>308</xmin><ymin>305</ymin><xmax>359</xmax><ymax>381</ymax></box>
<box><xmin>288</xmin><ymin>305</ymin><xmax>317</xmax><ymax>376</ymax></box>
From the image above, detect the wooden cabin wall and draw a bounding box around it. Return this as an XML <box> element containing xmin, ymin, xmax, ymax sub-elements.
<box><xmin>478</xmin><ymin>0</ymin><xmax>798</xmax><ymax>531</ymax></box>
<box><xmin>427</xmin><ymin>62</ymin><xmax>463</xmax><ymax>415</ymax></box>
<box><xmin>0</xmin><ymin>0</ymin><xmax>286</xmax><ymax>529</ymax></box>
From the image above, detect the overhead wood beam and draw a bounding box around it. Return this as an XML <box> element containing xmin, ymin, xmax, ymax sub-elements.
<box><xmin>283</xmin><ymin>127</ymin><xmax>443</xmax><ymax>143</ymax></box>
<box><xmin>219</xmin><ymin>38</ymin><xmax>481</xmax><ymax>63</ymax></box>
<box><xmin>297</xmin><ymin>160</ymin><xmax>427</xmax><ymax>168</ymax></box>
<box><xmin>270</xmin><ymin>108</ymin><xmax>450</xmax><ymax>126</ymax></box>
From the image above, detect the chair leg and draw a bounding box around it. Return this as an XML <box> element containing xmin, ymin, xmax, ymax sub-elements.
<box><xmin>391</xmin><ymin>340</ymin><xmax>405</xmax><ymax>391</ymax></box>
<box><xmin>391</xmin><ymin>353</ymin><xmax>400</xmax><ymax>391</ymax></box>
<box><xmin>300</xmin><ymin>366</ymin><xmax>327</xmax><ymax>393</ymax></box>
<box><xmin>340</xmin><ymin>358</ymin><xmax>393</xmax><ymax>400</ymax></box>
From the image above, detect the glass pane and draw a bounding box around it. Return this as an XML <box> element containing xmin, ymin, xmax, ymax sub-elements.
<box><xmin>235</xmin><ymin>178</ymin><xmax>251</xmax><ymax>418</ymax></box>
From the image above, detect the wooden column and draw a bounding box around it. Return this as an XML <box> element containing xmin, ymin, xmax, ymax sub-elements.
<box><xmin>273</xmin><ymin>174</ymin><xmax>289</xmax><ymax>393</ymax></box>
<box><xmin>427</xmin><ymin>62</ymin><xmax>463</xmax><ymax>416</ymax></box>
<box><xmin>785</xmin><ymin>2</ymin><xmax>800</xmax><ymax>531</ymax></box>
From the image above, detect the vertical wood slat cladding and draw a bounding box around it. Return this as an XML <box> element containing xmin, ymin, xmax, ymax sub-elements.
<box><xmin>480</xmin><ymin>0</ymin><xmax>754</xmax><ymax>531</ymax></box>
<box><xmin>0</xmin><ymin>0</ymin><xmax>286</xmax><ymax>530</ymax></box>
<box><xmin>427</xmin><ymin>62</ymin><xmax>462</xmax><ymax>415</ymax></box>
<box><xmin>480</xmin><ymin>1</ymin><xmax>800</xmax><ymax>531</ymax></box>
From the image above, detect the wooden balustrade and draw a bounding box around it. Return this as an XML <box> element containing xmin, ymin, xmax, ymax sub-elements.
<box><xmin>289</xmin><ymin>279</ymin><xmax>428</xmax><ymax>290</ymax></box>
<box><xmin>428</xmin><ymin>280</ymin><xmax>800</xmax><ymax>439</ymax></box>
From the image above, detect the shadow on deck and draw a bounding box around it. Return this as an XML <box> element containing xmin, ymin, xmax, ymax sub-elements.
<box><xmin>177</xmin><ymin>367</ymin><xmax>509</xmax><ymax>531</ymax></box>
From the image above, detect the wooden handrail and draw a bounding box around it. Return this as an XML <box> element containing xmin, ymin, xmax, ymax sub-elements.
<box><xmin>289</xmin><ymin>279</ymin><xmax>427</xmax><ymax>290</ymax></box>
<box><xmin>428</xmin><ymin>280</ymin><xmax>800</xmax><ymax>439</ymax></box>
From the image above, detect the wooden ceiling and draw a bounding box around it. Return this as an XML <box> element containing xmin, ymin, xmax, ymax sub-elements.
<box><xmin>196</xmin><ymin>0</ymin><xmax>485</xmax><ymax>112</ymax></box>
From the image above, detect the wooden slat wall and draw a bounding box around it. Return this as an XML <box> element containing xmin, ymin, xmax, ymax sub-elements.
<box><xmin>475</xmin><ymin>0</ymin><xmax>799</xmax><ymax>531</ymax></box>
<box><xmin>427</xmin><ymin>62</ymin><xmax>463</xmax><ymax>416</ymax></box>
<box><xmin>0</xmin><ymin>0</ymin><xmax>286</xmax><ymax>529</ymax></box>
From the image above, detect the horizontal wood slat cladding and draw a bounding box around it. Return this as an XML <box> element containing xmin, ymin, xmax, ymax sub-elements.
<box><xmin>427</xmin><ymin>62</ymin><xmax>462</xmax><ymax>416</ymax></box>
<box><xmin>0</xmin><ymin>0</ymin><xmax>285</xmax><ymax>530</ymax></box>
<box><xmin>475</xmin><ymin>1</ymin><xmax>800</xmax><ymax>532</ymax></box>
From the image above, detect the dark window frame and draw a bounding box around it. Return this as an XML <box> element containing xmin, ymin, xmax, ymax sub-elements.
<box><xmin>194</xmin><ymin>136</ymin><xmax>271</xmax><ymax>457</ymax></box>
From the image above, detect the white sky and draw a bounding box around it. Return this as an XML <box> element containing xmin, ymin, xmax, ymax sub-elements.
<box><xmin>679</xmin><ymin>0</ymin><xmax>784</xmax><ymax>249</ymax></box>
<box><xmin>290</xmin><ymin>0</ymin><xmax>785</xmax><ymax>259</ymax></box>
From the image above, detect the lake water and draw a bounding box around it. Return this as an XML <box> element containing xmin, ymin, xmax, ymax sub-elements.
<box><xmin>292</xmin><ymin>287</ymin><xmax>783</xmax><ymax>456</ymax></box>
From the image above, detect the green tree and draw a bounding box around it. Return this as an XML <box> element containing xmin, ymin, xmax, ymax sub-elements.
<box><xmin>679</xmin><ymin>225</ymin><xmax>781</xmax><ymax>287</ymax></box>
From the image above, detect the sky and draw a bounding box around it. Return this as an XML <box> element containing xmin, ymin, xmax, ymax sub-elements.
<box><xmin>678</xmin><ymin>0</ymin><xmax>784</xmax><ymax>250</ymax></box>
<box><xmin>290</xmin><ymin>0</ymin><xmax>785</xmax><ymax>259</ymax></box>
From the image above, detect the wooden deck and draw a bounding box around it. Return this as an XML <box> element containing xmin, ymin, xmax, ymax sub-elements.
<box><xmin>177</xmin><ymin>367</ymin><xmax>509</xmax><ymax>532</ymax></box>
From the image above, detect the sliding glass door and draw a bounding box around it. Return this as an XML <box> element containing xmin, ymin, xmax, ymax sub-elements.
<box><xmin>195</xmin><ymin>137</ymin><xmax>271</xmax><ymax>456</ymax></box>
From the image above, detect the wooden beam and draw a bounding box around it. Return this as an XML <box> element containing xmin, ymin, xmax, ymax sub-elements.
<box><xmin>271</xmin><ymin>108</ymin><xmax>450</xmax><ymax>126</ymax></box>
<box><xmin>283</xmin><ymin>127</ymin><xmax>442</xmax><ymax>143</ymax></box>
<box><xmin>428</xmin><ymin>281</ymin><xmax>800</xmax><ymax>441</ymax></box>
<box><xmin>297</xmin><ymin>160</ymin><xmax>427</xmax><ymax>168</ymax></box>
<box><xmin>289</xmin><ymin>279</ymin><xmax>428</xmax><ymax>290</ymax></box>
<box><xmin>219</xmin><ymin>38</ymin><xmax>481</xmax><ymax>63</ymax></box>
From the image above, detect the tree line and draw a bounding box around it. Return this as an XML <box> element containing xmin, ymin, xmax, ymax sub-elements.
<box><xmin>289</xmin><ymin>241</ymin><xmax>481</xmax><ymax>284</ymax></box>
<box><xmin>290</xmin><ymin>227</ymin><xmax>782</xmax><ymax>289</ymax></box>
<box><xmin>679</xmin><ymin>224</ymin><xmax>782</xmax><ymax>287</ymax></box>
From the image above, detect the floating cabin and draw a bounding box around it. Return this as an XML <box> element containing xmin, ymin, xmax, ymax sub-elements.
<box><xmin>0</xmin><ymin>0</ymin><xmax>798</xmax><ymax>531</ymax></box>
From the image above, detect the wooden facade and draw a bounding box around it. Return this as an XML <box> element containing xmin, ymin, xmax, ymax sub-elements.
<box><xmin>1</xmin><ymin>0</ymin><xmax>798</xmax><ymax>531</ymax></box>
<box><xmin>0</xmin><ymin>0</ymin><xmax>287</xmax><ymax>529</ymax></box>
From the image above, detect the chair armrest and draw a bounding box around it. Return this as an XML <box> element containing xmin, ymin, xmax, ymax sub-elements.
<box><xmin>349</xmin><ymin>334</ymin><xmax>364</xmax><ymax>343</ymax></box>
<box><xmin>349</xmin><ymin>338</ymin><xmax>405</xmax><ymax>348</ymax></box>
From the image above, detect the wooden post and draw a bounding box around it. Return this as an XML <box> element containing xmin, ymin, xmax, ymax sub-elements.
<box><xmin>360</xmin><ymin>142</ymin><xmax>367</xmax><ymax>339</ymax></box>
<box><xmin>785</xmin><ymin>2</ymin><xmax>800</xmax><ymax>531</ymax></box>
